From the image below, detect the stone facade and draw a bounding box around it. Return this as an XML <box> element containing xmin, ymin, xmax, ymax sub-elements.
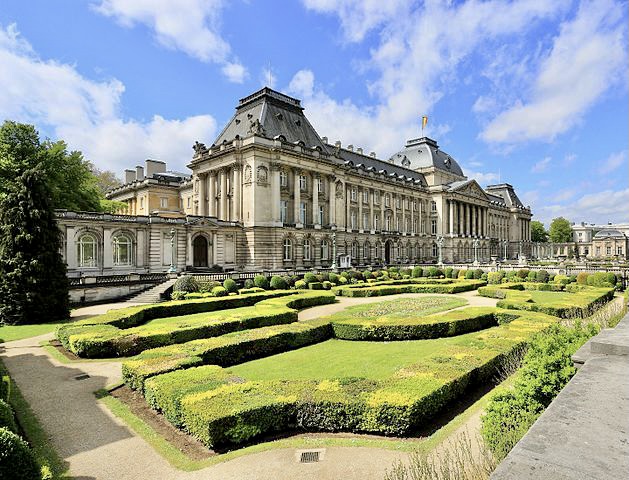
<box><xmin>86</xmin><ymin>87</ymin><xmax>532</xmax><ymax>273</ymax></box>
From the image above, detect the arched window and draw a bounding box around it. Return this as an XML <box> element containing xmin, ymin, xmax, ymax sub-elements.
<box><xmin>303</xmin><ymin>239</ymin><xmax>312</xmax><ymax>261</ymax></box>
<box><xmin>112</xmin><ymin>234</ymin><xmax>133</xmax><ymax>266</ymax></box>
<box><xmin>321</xmin><ymin>239</ymin><xmax>329</xmax><ymax>261</ymax></box>
<box><xmin>385</xmin><ymin>215</ymin><xmax>392</xmax><ymax>231</ymax></box>
<box><xmin>77</xmin><ymin>233</ymin><xmax>98</xmax><ymax>267</ymax></box>
<box><xmin>283</xmin><ymin>238</ymin><xmax>292</xmax><ymax>261</ymax></box>
<box><xmin>280</xmin><ymin>170</ymin><xmax>288</xmax><ymax>187</ymax></box>
<box><xmin>351</xmin><ymin>241</ymin><xmax>359</xmax><ymax>259</ymax></box>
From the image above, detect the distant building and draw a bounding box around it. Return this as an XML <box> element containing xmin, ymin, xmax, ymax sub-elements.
<box><xmin>57</xmin><ymin>87</ymin><xmax>532</xmax><ymax>275</ymax></box>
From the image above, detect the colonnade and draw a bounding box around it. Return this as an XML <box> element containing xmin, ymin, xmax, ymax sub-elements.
<box><xmin>196</xmin><ymin>165</ymin><xmax>241</xmax><ymax>222</ymax></box>
<box><xmin>447</xmin><ymin>199</ymin><xmax>488</xmax><ymax>237</ymax></box>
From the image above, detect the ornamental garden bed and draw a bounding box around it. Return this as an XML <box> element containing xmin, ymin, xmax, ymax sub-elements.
<box><xmin>332</xmin><ymin>279</ymin><xmax>485</xmax><ymax>297</ymax></box>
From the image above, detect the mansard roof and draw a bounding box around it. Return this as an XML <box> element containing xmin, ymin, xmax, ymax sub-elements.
<box><xmin>593</xmin><ymin>229</ymin><xmax>626</xmax><ymax>239</ymax></box>
<box><xmin>485</xmin><ymin>183</ymin><xmax>525</xmax><ymax>209</ymax></box>
<box><xmin>389</xmin><ymin>137</ymin><xmax>465</xmax><ymax>177</ymax></box>
<box><xmin>213</xmin><ymin>87</ymin><xmax>327</xmax><ymax>150</ymax></box>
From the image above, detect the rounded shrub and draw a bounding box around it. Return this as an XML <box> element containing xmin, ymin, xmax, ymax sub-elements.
<box><xmin>517</xmin><ymin>269</ymin><xmax>530</xmax><ymax>279</ymax></box>
<box><xmin>487</xmin><ymin>272</ymin><xmax>502</xmax><ymax>285</ymax></box>
<box><xmin>576</xmin><ymin>272</ymin><xmax>589</xmax><ymax>285</ymax></box>
<box><xmin>536</xmin><ymin>270</ymin><xmax>549</xmax><ymax>283</ymax></box>
<box><xmin>0</xmin><ymin>400</ymin><xmax>17</xmax><ymax>433</ymax></box>
<box><xmin>322</xmin><ymin>281</ymin><xmax>332</xmax><ymax>290</ymax></box>
<box><xmin>424</xmin><ymin>266</ymin><xmax>439</xmax><ymax>278</ymax></box>
<box><xmin>464</xmin><ymin>269</ymin><xmax>474</xmax><ymax>280</ymax></box>
<box><xmin>363</xmin><ymin>270</ymin><xmax>373</xmax><ymax>280</ymax></box>
<box><xmin>412</xmin><ymin>266</ymin><xmax>423</xmax><ymax>278</ymax></box>
<box><xmin>444</xmin><ymin>267</ymin><xmax>453</xmax><ymax>279</ymax></box>
<box><xmin>586</xmin><ymin>272</ymin><xmax>614</xmax><ymax>287</ymax></box>
<box><xmin>473</xmin><ymin>269</ymin><xmax>484</xmax><ymax>280</ymax></box>
<box><xmin>0</xmin><ymin>427</ymin><xmax>41</xmax><ymax>480</ymax></box>
<box><xmin>254</xmin><ymin>275</ymin><xmax>270</xmax><ymax>290</ymax></box>
<box><xmin>338</xmin><ymin>276</ymin><xmax>348</xmax><ymax>285</ymax></box>
<box><xmin>458</xmin><ymin>269</ymin><xmax>467</xmax><ymax>279</ymax></box>
<box><xmin>481</xmin><ymin>272</ymin><xmax>488</xmax><ymax>281</ymax></box>
<box><xmin>319</xmin><ymin>272</ymin><xmax>330</xmax><ymax>282</ymax></box>
<box><xmin>328</xmin><ymin>272</ymin><xmax>339</xmax><ymax>284</ymax></box>
<box><xmin>172</xmin><ymin>276</ymin><xmax>199</xmax><ymax>293</ymax></box>
<box><xmin>294</xmin><ymin>280</ymin><xmax>307</xmax><ymax>290</ymax></box>
<box><xmin>244</xmin><ymin>278</ymin><xmax>254</xmax><ymax>289</ymax></box>
<box><xmin>553</xmin><ymin>274</ymin><xmax>570</xmax><ymax>285</ymax></box>
<box><xmin>303</xmin><ymin>272</ymin><xmax>318</xmax><ymax>284</ymax></box>
<box><xmin>527</xmin><ymin>271</ymin><xmax>537</xmax><ymax>282</ymax></box>
<box><xmin>270</xmin><ymin>275</ymin><xmax>288</xmax><ymax>290</ymax></box>
<box><xmin>222</xmin><ymin>278</ymin><xmax>238</xmax><ymax>293</ymax></box>
<box><xmin>170</xmin><ymin>291</ymin><xmax>187</xmax><ymax>301</ymax></box>
<box><xmin>451</xmin><ymin>268</ymin><xmax>459</xmax><ymax>279</ymax></box>
<box><xmin>211</xmin><ymin>286</ymin><xmax>228</xmax><ymax>297</ymax></box>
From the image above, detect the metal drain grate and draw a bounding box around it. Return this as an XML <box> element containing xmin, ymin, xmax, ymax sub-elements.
<box><xmin>74</xmin><ymin>374</ymin><xmax>90</xmax><ymax>381</ymax></box>
<box><xmin>300</xmin><ymin>451</ymin><xmax>320</xmax><ymax>463</ymax></box>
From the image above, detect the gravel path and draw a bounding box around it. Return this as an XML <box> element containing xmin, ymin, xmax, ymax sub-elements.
<box><xmin>1</xmin><ymin>292</ymin><xmax>493</xmax><ymax>480</ymax></box>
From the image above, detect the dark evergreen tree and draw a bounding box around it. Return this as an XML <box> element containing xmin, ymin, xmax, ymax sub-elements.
<box><xmin>0</xmin><ymin>123</ymin><xmax>69</xmax><ymax>325</ymax></box>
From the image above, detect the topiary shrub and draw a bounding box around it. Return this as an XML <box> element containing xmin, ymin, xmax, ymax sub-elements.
<box><xmin>303</xmin><ymin>272</ymin><xmax>317</xmax><ymax>285</ymax></box>
<box><xmin>222</xmin><ymin>278</ymin><xmax>238</xmax><ymax>294</ymax></box>
<box><xmin>553</xmin><ymin>274</ymin><xmax>569</xmax><ymax>285</ymax></box>
<box><xmin>527</xmin><ymin>271</ymin><xmax>537</xmax><ymax>282</ymax></box>
<box><xmin>363</xmin><ymin>270</ymin><xmax>373</xmax><ymax>280</ymax></box>
<box><xmin>270</xmin><ymin>276</ymin><xmax>288</xmax><ymax>290</ymax></box>
<box><xmin>517</xmin><ymin>269</ymin><xmax>529</xmax><ymax>280</ymax></box>
<box><xmin>172</xmin><ymin>276</ymin><xmax>199</xmax><ymax>293</ymax></box>
<box><xmin>444</xmin><ymin>267</ymin><xmax>453</xmax><ymax>279</ymax></box>
<box><xmin>458</xmin><ymin>269</ymin><xmax>467</xmax><ymax>279</ymax></box>
<box><xmin>586</xmin><ymin>272</ymin><xmax>614</xmax><ymax>288</ymax></box>
<box><xmin>294</xmin><ymin>280</ymin><xmax>307</xmax><ymax>290</ymax></box>
<box><xmin>451</xmin><ymin>269</ymin><xmax>459</xmax><ymax>279</ymax></box>
<box><xmin>576</xmin><ymin>272</ymin><xmax>589</xmax><ymax>285</ymax></box>
<box><xmin>328</xmin><ymin>272</ymin><xmax>339</xmax><ymax>285</ymax></box>
<box><xmin>0</xmin><ymin>427</ymin><xmax>41</xmax><ymax>480</ymax></box>
<box><xmin>198</xmin><ymin>281</ymin><xmax>221</xmax><ymax>294</ymax></box>
<box><xmin>211</xmin><ymin>286</ymin><xmax>228</xmax><ymax>297</ymax></box>
<box><xmin>254</xmin><ymin>275</ymin><xmax>270</xmax><ymax>290</ymax></box>
<box><xmin>322</xmin><ymin>281</ymin><xmax>332</xmax><ymax>290</ymax></box>
<box><xmin>0</xmin><ymin>400</ymin><xmax>17</xmax><ymax>433</ymax></box>
<box><xmin>338</xmin><ymin>276</ymin><xmax>348</xmax><ymax>285</ymax></box>
<box><xmin>425</xmin><ymin>266</ymin><xmax>439</xmax><ymax>278</ymax></box>
<box><xmin>244</xmin><ymin>278</ymin><xmax>254</xmax><ymax>289</ymax></box>
<box><xmin>170</xmin><ymin>291</ymin><xmax>187</xmax><ymax>301</ymax></box>
<box><xmin>536</xmin><ymin>270</ymin><xmax>549</xmax><ymax>283</ymax></box>
<box><xmin>308</xmin><ymin>282</ymin><xmax>323</xmax><ymax>290</ymax></box>
<box><xmin>464</xmin><ymin>270</ymin><xmax>474</xmax><ymax>280</ymax></box>
<box><xmin>412</xmin><ymin>266</ymin><xmax>423</xmax><ymax>278</ymax></box>
<box><xmin>473</xmin><ymin>269</ymin><xmax>484</xmax><ymax>280</ymax></box>
<box><xmin>319</xmin><ymin>272</ymin><xmax>330</xmax><ymax>282</ymax></box>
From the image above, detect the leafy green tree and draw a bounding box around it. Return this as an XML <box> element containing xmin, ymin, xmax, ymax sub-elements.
<box><xmin>549</xmin><ymin>217</ymin><xmax>573</xmax><ymax>243</ymax></box>
<box><xmin>530</xmin><ymin>220</ymin><xmax>548</xmax><ymax>242</ymax></box>
<box><xmin>0</xmin><ymin>122</ymin><xmax>69</xmax><ymax>325</ymax></box>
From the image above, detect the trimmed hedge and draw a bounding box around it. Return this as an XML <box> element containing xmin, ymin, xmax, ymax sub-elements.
<box><xmin>331</xmin><ymin>307</ymin><xmax>499</xmax><ymax>341</ymax></box>
<box><xmin>58</xmin><ymin>291</ymin><xmax>333</xmax><ymax>358</ymax></box>
<box><xmin>0</xmin><ymin>427</ymin><xmax>41</xmax><ymax>480</ymax></box>
<box><xmin>0</xmin><ymin>399</ymin><xmax>17</xmax><ymax>433</ymax></box>
<box><xmin>123</xmin><ymin>318</ymin><xmax>333</xmax><ymax>392</ymax></box>
<box><xmin>152</xmin><ymin>308</ymin><xmax>559</xmax><ymax>449</ymax></box>
<box><xmin>333</xmin><ymin>279</ymin><xmax>485</xmax><ymax>297</ymax></box>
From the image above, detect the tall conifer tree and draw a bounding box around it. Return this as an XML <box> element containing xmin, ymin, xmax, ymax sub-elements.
<box><xmin>0</xmin><ymin>122</ymin><xmax>69</xmax><ymax>325</ymax></box>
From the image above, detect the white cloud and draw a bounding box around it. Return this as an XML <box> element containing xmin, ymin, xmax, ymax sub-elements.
<box><xmin>294</xmin><ymin>1</ymin><xmax>569</xmax><ymax>159</ymax></box>
<box><xmin>93</xmin><ymin>0</ymin><xmax>246</xmax><ymax>82</ymax></box>
<box><xmin>0</xmin><ymin>24</ymin><xmax>216</xmax><ymax>173</ymax></box>
<box><xmin>481</xmin><ymin>0</ymin><xmax>627</xmax><ymax>144</ymax></box>
<box><xmin>599</xmin><ymin>150</ymin><xmax>627</xmax><ymax>174</ymax></box>
<box><xmin>531</xmin><ymin>156</ymin><xmax>551</xmax><ymax>173</ymax></box>
<box><xmin>465</xmin><ymin>170</ymin><xmax>500</xmax><ymax>186</ymax></box>
<box><xmin>551</xmin><ymin>188</ymin><xmax>577</xmax><ymax>202</ymax></box>
<box><xmin>563</xmin><ymin>153</ymin><xmax>577</xmax><ymax>165</ymax></box>
<box><xmin>532</xmin><ymin>188</ymin><xmax>629</xmax><ymax>224</ymax></box>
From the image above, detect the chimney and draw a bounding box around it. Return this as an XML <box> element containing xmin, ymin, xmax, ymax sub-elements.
<box><xmin>347</xmin><ymin>144</ymin><xmax>353</xmax><ymax>151</ymax></box>
<box><xmin>357</xmin><ymin>147</ymin><xmax>363</xmax><ymax>154</ymax></box>
<box><xmin>145</xmin><ymin>159</ymin><xmax>166</xmax><ymax>177</ymax></box>
<box><xmin>370</xmin><ymin>151</ymin><xmax>376</xmax><ymax>158</ymax></box>
<box><xmin>335</xmin><ymin>141</ymin><xmax>341</xmax><ymax>148</ymax></box>
<box><xmin>322</xmin><ymin>136</ymin><xmax>328</xmax><ymax>143</ymax></box>
<box><xmin>124</xmin><ymin>169</ymin><xmax>136</xmax><ymax>184</ymax></box>
<box><xmin>136</xmin><ymin>165</ymin><xmax>145</xmax><ymax>181</ymax></box>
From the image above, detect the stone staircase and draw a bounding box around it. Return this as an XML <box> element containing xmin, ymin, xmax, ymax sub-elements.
<box><xmin>127</xmin><ymin>277</ymin><xmax>179</xmax><ymax>304</ymax></box>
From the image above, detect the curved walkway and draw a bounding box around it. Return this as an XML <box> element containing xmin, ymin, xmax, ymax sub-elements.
<box><xmin>1</xmin><ymin>291</ymin><xmax>493</xmax><ymax>480</ymax></box>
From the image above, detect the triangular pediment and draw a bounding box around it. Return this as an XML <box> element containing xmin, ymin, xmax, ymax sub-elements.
<box><xmin>186</xmin><ymin>216</ymin><xmax>220</xmax><ymax>227</ymax></box>
<box><xmin>448</xmin><ymin>179</ymin><xmax>489</xmax><ymax>201</ymax></box>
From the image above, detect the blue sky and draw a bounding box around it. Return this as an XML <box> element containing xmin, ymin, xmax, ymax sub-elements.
<box><xmin>0</xmin><ymin>0</ymin><xmax>627</xmax><ymax>226</ymax></box>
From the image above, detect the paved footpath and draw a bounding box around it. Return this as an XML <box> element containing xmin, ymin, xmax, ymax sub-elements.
<box><xmin>1</xmin><ymin>292</ymin><xmax>494</xmax><ymax>480</ymax></box>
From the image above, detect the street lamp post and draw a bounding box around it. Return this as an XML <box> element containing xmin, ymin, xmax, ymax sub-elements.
<box><xmin>502</xmin><ymin>240</ymin><xmax>508</xmax><ymax>261</ymax></box>
<box><xmin>331</xmin><ymin>228</ymin><xmax>337</xmax><ymax>270</ymax></box>
<box><xmin>168</xmin><ymin>227</ymin><xmax>177</xmax><ymax>273</ymax></box>
<box><xmin>436</xmin><ymin>235</ymin><xmax>444</xmax><ymax>265</ymax></box>
<box><xmin>472</xmin><ymin>238</ymin><xmax>480</xmax><ymax>265</ymax></box>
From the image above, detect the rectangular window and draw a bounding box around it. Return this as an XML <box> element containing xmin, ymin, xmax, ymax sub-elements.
<box><xmin>140</xmin><ymin>197</ymin><xmax>144</xmax><ymax>209</ymax></box>
<box><xmin>596</xmin><ymin>247</ymin><xmax>601</xmax><ymax>256</ymax></box>
<box><xmin>363</xmin><ymin>213</ymin><xmax>369</xmax><ymax>230</ymax></box>
<box><xmin>350</xmin><ymin>211</ymin><xmax>357</xmax><ymax>230</ymax></box>
<box><xmin>280</xmin><ymin>171</ymin><xmax>288</xmax><ymax>187</ymax></box>
<box><xmin>318</xmin><ymin>205</ymin><xmax>324</xmax><ymax>225</ymax></box>
<box><xmin>187</xmin><ymin>197</ymin><xmax>191</xmax><ymax>208</ymax></box>
<box><xmin>374</xmin><ymin>214</ymin><xmax>379</xmax><ymax>230</ymax></box>
<box><xmin>385</xmin><ymin>215</ymin><xmax>391</xmax><ymax>231</ymax></box>
<box><xmin>280</xmin><ymin>200</ymin><xmax>288</xmax><ymax>223</ymax></box>
<box><xmin>607</xmin><ymin>246</ymin><xmax>612</xmax><ymax>255</ymax></box>
<box><xmin>431</xmin><ymin>219</ymin><xmax>437</xmax><ymax>235</ymax></box>
<box><xmin>396</xmin><ymin>217</ymin><xmax>401</xmax><ymax>232</ymax></box>
<box><xmin>160</xmin><ymin>197</ymin><xmax>168</xmax><ymax>209</ymax></box>
<box><xmin>374</xmin><ymin>191</ymin><xmax>380</xmax><ymax>204</ymax></box>
<box><xmin>316</xmin><ymin>177</ymin><xmax>323</xmax><ymax>194</ymax></box>
<box><xmin>618</xmin><ymin>246</ymin><xmax>623</xmax><ymax>255</ymax></box>
<box><xmin>396</xmin><ymin>197</ymin><xmax>401</xmax><ymax>208</ymax></box>
<box><xmin>363</xmin><ymin>190</ymin><xmax>369</xmax><ymax>203</ymax></box>
<box><xmin>385</xmin><ymin>194</ymin><xmax>390</xmax><ymax>207</ymax></box>
<box><xmin>431</xmin><ymin>201</ymin><xmax>437</xmax><ymax>212</ymax></box>
<box><xmin>299</xmin><ymin>202</ymin><xmax>307</xmax><ymax>224</ymax></box>
<box><xmin>303</xmin><ymin>240</ymin><xmax>311</xmax><ymax>261</ymax></box>
<box><xmin>321</xmin><ymin>240</ymin><xmax>329</xmax><ymax>261</ymax></box>
<box><xmin>299</xmin><ymin>175</ymin><xmax>307</xmax><ymax>191</ymax></box>
<box><xmin>351</xmin><ymin>187</ymin><xmax>357</xmax><ymax>202</ymax></box>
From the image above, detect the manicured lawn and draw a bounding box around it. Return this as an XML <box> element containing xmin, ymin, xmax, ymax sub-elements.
<box><xmin>0</xmin><ymin>321</ymin><xmax>69</xmax><ymax>343</ymax></box>
<box><xmin>334</xmin><ymin>296</ymin><xmax>467</xmax><ymax>320</ymax></box>
<box><xmin>229</xmin><ymin>331</ymin><xmax>490</xmax><ymax>381</ymax></box>
<box><xmin>527</xmin><ymin>291</ymin><xmax>575</xmax><ymax>303</ymax></box>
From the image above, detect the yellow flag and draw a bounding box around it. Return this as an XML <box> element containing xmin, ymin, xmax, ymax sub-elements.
<box><xmin>422</xmin><ymin>115</ymin><xmax>428</xmax><ymax>130</ymax></box>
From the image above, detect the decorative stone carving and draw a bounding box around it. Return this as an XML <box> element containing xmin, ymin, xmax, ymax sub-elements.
<box><xmin>193</xmin><ymin>141</ymin><xmax>207</xmax><ymax>155</ymax></box>
<box><xmin>335</xmin><ymin>181</ymin><xmax>344</xmax><ymax>199</ymax></box>
<box><xmin>257</xmin><ymin>165</ymin><xmax>268</xmax><ymax>184</ymax></box>
<box><xmin>248</xmin><ymin>119</ymin><xmax>265</xmax><ymax>135</ymax></box>
<box><xmin>244</xmin><ymin>165</ymin><xmax>252</xmax><ymax>183</ymax></box>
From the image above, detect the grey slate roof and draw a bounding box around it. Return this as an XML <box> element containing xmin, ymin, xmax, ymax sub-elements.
<box><xmin>594</xmin><ymin>229</ymin><xmax>626</xmax><ymax>239</ymax></box>
<box><xmin>485</xmin><ymin>183</ymin><xmax>525</xmax><ymax>208</ymax></box>
<box><xmin>389</xmin><ymin>137</ymin><xmax>465</xmax><ymax>177</ymax></box>
<box><xmin>213</xmin><ymin>88</ymin><xmax>328</xmax><ymax>150</ymax></box>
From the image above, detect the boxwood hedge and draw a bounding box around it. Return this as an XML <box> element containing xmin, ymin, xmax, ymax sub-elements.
<box><xmin>59</xmin><ymin>291</ymin><xmax>334</xmax><ymax>358</ymax></box>
<box><xmin>333</xmin><ymin>279</ymin><xmax>485</xmax><ymax>297</ymax></box>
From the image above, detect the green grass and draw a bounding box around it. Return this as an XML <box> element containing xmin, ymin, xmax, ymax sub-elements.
<box><xmin>1</xmin><ymin>359</ymin><xmax>68</xmax><ymax>479</ymax></box>
<box><xmin>0</xmin><ymin>320</ymin><xmax>70</xmax><ymax>343</ymax></box>
<box><xmin>335</xmin><ymin>296</ymin><xmax>467</xmax><ymax>320</ymax></box>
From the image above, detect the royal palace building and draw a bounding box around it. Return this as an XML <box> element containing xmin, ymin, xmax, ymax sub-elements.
<box><xmin>57</xmin><ymin>87</ymin><xmax>532</xmax><ymax>276</ymax></box>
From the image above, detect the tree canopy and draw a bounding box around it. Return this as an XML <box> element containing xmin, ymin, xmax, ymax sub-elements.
<box><xmin>530</xmin><ymin>220</ymin><xmax>549</xmax><ymax>242</ymax></box>
<box><xmin>549</xmin><ymin>217</ymin><xmax>573</xmax><ymax>243</ymax></box>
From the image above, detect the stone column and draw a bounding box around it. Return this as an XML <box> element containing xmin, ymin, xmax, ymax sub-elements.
<box><xmin>358</xmin><ymin>187</ymin><xmax>363</xmax><ymax>232</ymax></box>
<box><xmin>233</xmin><ymin>164</ymin><xmax>241</xmax><ymax>222</ymax></box>
<box><xmin>393</xmin><ymin>194</ymin><xmax>398</xmax><ymax>231</ymax></box>
<box><xmin>369</xmin><ymin>188</ymin><xmax>375</xmax><ymax>232</ymax></box>
<box><xmin>208</xmin><ymin>172</ymin><xmax>216</xmax><ymax>217</ymax></box>
<box><xmin>294</xmin><ymin>170</ymin><xmax>302</xmax><ymax>227</ymax></box>
<box><xmin>402</xmin><ymin>195</ymin><xmax>407</xmax><ymax>234</ymax></box>
<box><xmin>329</xmin><ymin>176</ymin><xmax>336</xmax><ymax>226</ymax></box>
<box><xmin>380</xmin><ymin>191</ymin><xmax>385</xmax><ymax>231</ymax></box>
<box><xmin>186</xmin><ymin>231</ymin><xmax>192</xmax><ymax>265</ymax></box>
<box><xmin>219</xmin><ymin>169</ymin><xmax>228</xmax><ymax>220</ymax></box>
<box><xmin>271</xmin><ymin>164</ymin><xmax>281</xmax><ymax>224</ymax></box>
<box><xmin>418</xmin><ymin>199</ymin><xmax>423</xmax><ymax>234</ymax></box>
<box><xmin>345</xmin><ymin>184</ymin><xmax>351</xmax><ymax>230</ymax></box>
<box><xmin>103</xmin><ymin>228</ymin><xmax>112</xmax><ymax>269</ymax></box>
<box><xmin>449</xmin><ymin>200</ymin><xmax>454</xmax><ymax>236</ymax></box>
<box><xmin>458</xmin><ymin>202</ymin><xmax>463</xmax><ymax>236</ymax></box>
<box><xmin>312</xmin><ymin>174</ymin><xmax>320</xmax><ymax>228</ymax></box>
<box><xmin>198</xmin><ymin>174</ymin><xmax>207</xmax><ymax>217</ymax></box>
